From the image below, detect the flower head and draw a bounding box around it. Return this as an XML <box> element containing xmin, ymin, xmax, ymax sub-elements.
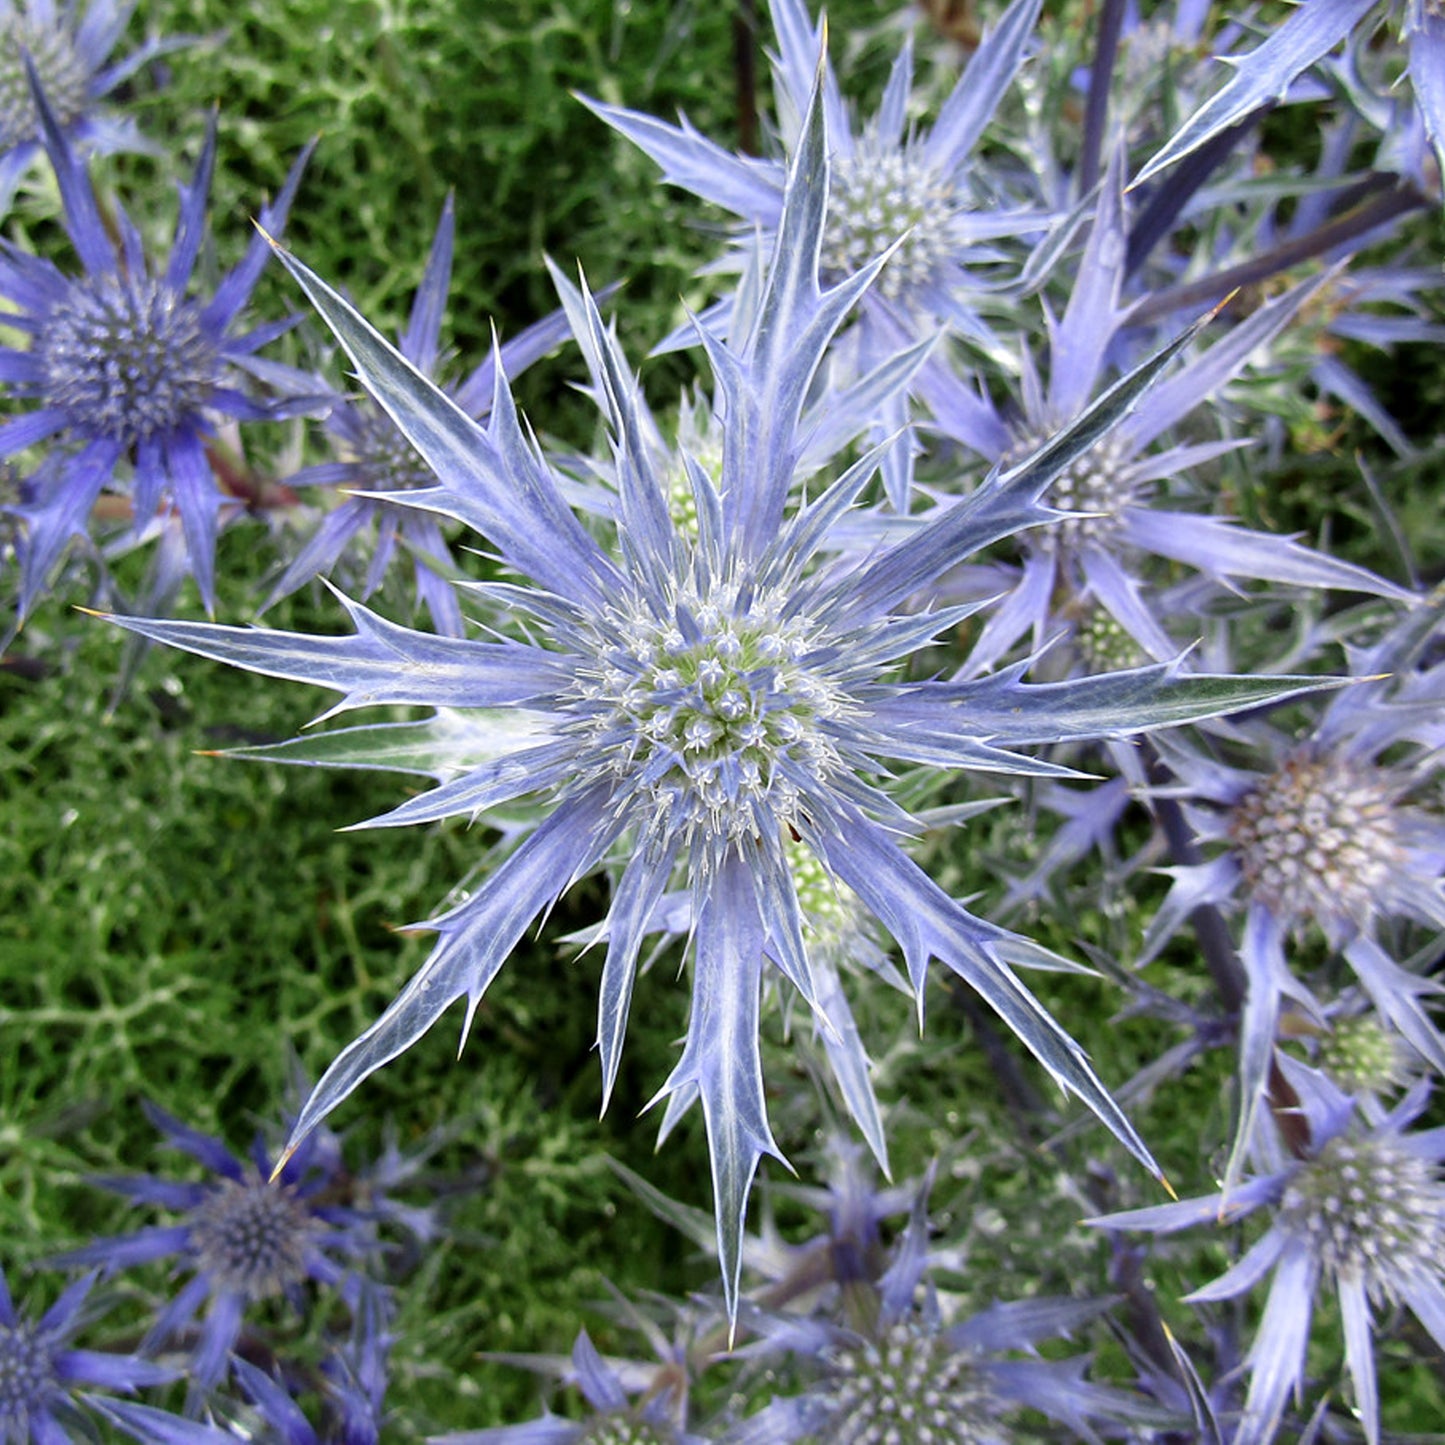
<box><xmin>1141</xmin><ymin>601</ymin><xmax>1445</xmax><ymax>1184</ymax></box>
<box><xmin>102</xmin><ymin>68</ymin><xmax>1340</xmax><ymax>1327</ymax></box>
<box><xmin>51</xmin><ymin>1102</ymin><xmax>394</xmax><ymax>1389</ymax></box>
<box><xmin>0</xmin><ymin>73</ymin><xmax>316</xmax><ymax>623</ymax></box>
<box><xmin>585</xmin><ymin>0</ymin><xmax>1049</xmax><ymax>506</ymax></box>
<box><xmin>730</xmin><ymin>1170</ymin><xmax>1148</xmax><ymax>1444</ymax></box>
<box><xmin>0</xmin><ymin>0</ymin><xmax>189</xmax><ymax>215</ymax></box>
<box><xmin>1093</xmin><ymin>1063</ymin><xmax>1445</xmax><ymax>1445</ymax></box>
<box><xmin>922</xmin><ymin>147</ymin><xmax>1409</xmax><ymax>675</ymax></box>
<box><xmin>267</xmin><ymin>195</ymin><xmax>573</xmax><ymax>635</ymax></box>
<box><xmin>0</xmin><ymin>1264</ymin><xmax>176</xmax><ymax>1443</ymax></box>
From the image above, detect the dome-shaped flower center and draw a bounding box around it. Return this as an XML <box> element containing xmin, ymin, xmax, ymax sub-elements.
<box><xmin>1318</xmin><ymin>1015</ymin><xmax>1407</xmax><ymax>1097</ymax></box>
<box><xmin>188</xmin><ymin>1178</ymin><xmax>317</xmax><ymax>1298</ymax></box>
<box><xmin>1007</xmin><ymin>431</ymin><xmax>1136</xmax><ymax>555</ymax></box>
<box><xmin>578</xmin><ymin>1415</ymin><xmax>675</xmax><ymax>1445</ymax></box>
<box><xmin>824</xmin><ymin>1323</ymin><xmax>1001</xmax><ymax>1445</ymax></box>
<box><xmin>1280</xmin><ymin>1135</ymin><xmax>1444</xmax><ymax>1288</ymax></box>
<box><xmin>1073</xmin><ymin>604</ymin><xmax>1144</xmax><ymax>673</ymax></box>
<box><xmin>787</xmin><ymin>830</ymin><xmax>865</xmax><ymax>958</ymax></box>
<box><xmin>0</xmin><ymin>16</ymin><xmax>89</xmax><ymax>151</ymax></box>
<box><xmin>576</xmin><ymin>588</ymin><xmax>850</xmax><ymax>845</ymax></box>
<box><xmin>345</xmin><ymin>407</ymin><xmax>436</xmax><ymax>493</ymax></box>
<box><xmin>0</xmin><ymin>1322</ymin><xmax>54</xmax><ymax>1428</ymax></box>
<box><xmin>820</xmin><ymin>143</ymin><xmax>956</xmax><ymax>304</ymax></box>
<box><xmin>38</xmin><ymin>274</ymin><xmax>218</xmax><ymax>447</ymax></box>
<box><xmin>1226</xmin><ymin>750</ymin><xmax>1401</xmax><ymax>928</ymax></box>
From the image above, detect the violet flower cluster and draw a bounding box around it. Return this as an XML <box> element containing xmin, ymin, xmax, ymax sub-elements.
<box><xmin>4</xmin><ymin>0</ymin><xmax>1445</xmax><ymax>1440</ymax></box>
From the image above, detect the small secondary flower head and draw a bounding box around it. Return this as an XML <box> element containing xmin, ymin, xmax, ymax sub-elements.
<box><xmin>50</xmin><ymin>1102</ymin><xmax>390</xmax><ymax>1390</ymax></box>
<box><xmin>0</xmin><ymin>0</ymin><xmax>189</xmax><ymax>215</ymax></box>
<box><xmin>0</xmin><ymin>1264</ymin><xmax>176</xmax><ymax>1443</ymax></box>
<box><xmin>267</xmin><ymin>194</ymin><xmax>573</xmax><ymax>636</ymax></box>
<box><xmin>0</xmin><ymin>69</ymin><xmax>316</xmax><ymax>622</ymax></box>
<box><xmin>1093</xmin><ymin>1063</ymin><xmax>1445</xmax><ymax>1445</ymax></box>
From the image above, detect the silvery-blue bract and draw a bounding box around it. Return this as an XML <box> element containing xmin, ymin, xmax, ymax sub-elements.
<box><xmin>102</xmin><ymin>64</ymin><xmax>1341</xmax><ymax>1323</ymax></box>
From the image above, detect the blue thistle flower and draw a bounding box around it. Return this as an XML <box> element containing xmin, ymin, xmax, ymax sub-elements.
<box><xmin>50</xmin><ymin>1103</ymin><xmax>395</xmax><ymax>1391</ymax></box>
<box><xmin>729</xmin><ymin>1168</ymin><xmax>1151</xmax><ymax>1444</ymax></box>
<box><xmin>0</xmin><ymin>1264</ymin><xmax>178</xmax><ymax>1443</ymax></box>
<box><xmin>1141</xmin><ymin>599</ymin><xmax>1445</xmax><ymax>1185</ymax></box>
<box><xmin>585</xmin><ymin>0</ymin><xmax>1048</xmax><ymax>506</ymax></box>
<box><xmin>1093</xmin><ymin>1061</ymin><xmax>1445</xmax><ymax>1445</ymax></box>
<box><xmin>266</xmin><ymin>195</ymin><xmax>575</xmax><ymax>636</ymax></box>
<box><xmin>99</xmin><ymin>66</ymin><xmax>1342</xmax><ymax>1325</ymax></box>
<box><xmin>0</xmin><ymin>70</ymin><xmax>316</xmax><ymax>625</ymax></box>
<box><xmin>922</xmin><ymin>148</ymin><xmax>1410</xmax><ymax>674</ymax></box>
<box><xmin>0</xmin><ymin>0</ymin><xmax>192</xmax><ymax>216</ymax></box>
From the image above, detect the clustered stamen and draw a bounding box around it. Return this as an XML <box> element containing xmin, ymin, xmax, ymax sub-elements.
<box><xmin>787</xmin><ymin>830</ymin><xmax>865</xmax><ymax>958</ymax></box>
<box><xmin>575</xmin><ymin>584</ymin><xmax>850</xmax><ymax>845</ymax></box>
<box><xmin>0</xmin><ymin>15</ymin><xmax>88</xmax><ymax>150</ymax></box>
<box><xmin>188</xmin><ymin>1178</ymin><xmax>316</xmax><ymax>1298</ymax></box>
<box><xmin>822</xmin><ymin>1323</ymin><xmax>1001</xmax><ymax>1445</ymax></box>
<box><xmin>1227</xmin><ymin>749</ymin><xmax>1401</xmax><ymax>928</ymax></box>
<box><xmin>1073</xmin><ymin>604</ymin><xmax>1144</xmax><ymax>673</ymax></box>
<box><xmin>38</xmin><ymin>274</ymin><xmax>218</xmax><ymax>446</ymax></box>
<box><xmin>346</xmin><ymin>409</ymin><xmax>436</xmax><ymax>493</ymax></box>
<box><xmin>578</xmin><ymin>1415</ymin><xmax>674</xmax><ymax>1445</ymax></box>
<box><xmin>1008</xmin><ymin>431</ymin><xmax>1136</xmax><ymax>555</ymax></box>
<box><xmin>1280</xmin><ymin>1135</ymin><xmax>1444</xmax><ymax>1290</ymax></box>
<box><xmin>820</xmin><ymin>143</ymin><xmax>956</xmax><ymax>304</ymax></box>
<box><xmin>0</xmin><ymin>1322</ymin><xmax>53</xmax><ymax>1430</ymax></box>
<box><xmin>1318</xmin><ymin>1015</ymin><xmax>1407</xmax><ymax>1097</ymax></box>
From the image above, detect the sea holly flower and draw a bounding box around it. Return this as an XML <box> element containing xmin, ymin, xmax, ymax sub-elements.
<box><xmin>265</xmin><ymin>196</ymin><xmax>575</xmax><ymax>637</ymax></box>
<box><xmin>1093</xmin><ymin>1063</ymin><xmax>1445</xmax><ymax>1445</ymax></box>
<box><xmin>729</xmin><ymin>1169</ymin><xmax>1153</xmax><ymax>1444</ymax></box>
<box><xmin>0</xmin><ymin>1264</ymin><xmax>177</xmax><ymax>1442</ymax></box>
<box><xmin>585</xmin><ymin>0</ymin><xmax>1048</xmax><ymax>506</ymax></box>
<box><xmin>99</xmin><ymin>65</ymin><xmax>1343</xmax><ymax>1325</ymax></box>
<box><xmin>50</xmin><ymin>1102</ymin><xmax>396</xmax><ymax>1390</ymax></box>
<box><xmin>1142</xmin><ymin>599</ymin><xmax>1445</xmax><ymax>1186</ymax></box>
<box><xmin>921</xmin><ymin>149</ymin><xmax>1411</xmax><ymax>675</ymax></box>
<box><xmin>0</xmin><ymin>0</ymin><xmax>191</xmax><ymax>215</ymax></box>
<box><xmin>0</xmin><ymin>71</ymin><xmax>316</xmax><ymax>627</ymax></box>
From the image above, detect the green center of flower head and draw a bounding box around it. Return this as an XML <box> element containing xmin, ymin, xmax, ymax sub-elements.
<box><xmin>0</xmin><ymin>15</ymin><xmax>88</xmax><ymax>151</ymax></box>
<box><xmin>1006</xmin><ymin>430</ymin><xmax>1136</xmax><ymax>555</ymax></box>
<box><xmin>1226</xmin><ymin>749</ymin><xmax>1401</xmax><ymax>929</ymax></box>
<box><xmin>578</xmin><ymin>1413</ymin><xmax>675</xmax><ymax>1445</ymax></box>
<box><xmin>1280</xmin><ymin>1135</ymin><xmax>1444</xmax><ymax>1288</ymax></box>
<box><xmin>820</xmin><ymin>1322</ymin><xmax>1002</xmax><ymax>1445</ymax></box>
<box><xmin>188</xmin><ymin>1178</ymin><xmax>316</xmax><ymax>1298</ymax></box>
<box><xmin>1318</xmin><ymin>1015</ymin><xmax>1406</xmax><ymax>1097</ymax></box>
<box><xmin>0</xmin><ymin>1322</ymin><xmax>53</xmax><ymax>1426</ymax></box>
<box><xmin>666</xmin><ymin>399</ymin><xmax>724</xmax><ymax>539</ymax></box>
<box><xmin>786</xmin><ymin>829</ymin><xmax>865</xmax><ymax>955</ymax></box>
<box><xmin>1073</xmin><ymin>604</ymin><xmax>1144</xmax><ymax>673</ymax></box>
<box><xmin>820</xmin><ymin>141</ymin><xmax>956</xmax><ymax>305</ymax></box>
<box><xmin>39</xmin><ymin>274</ymin><xmax>218</xmax><ymax>447</ymax></box>
<box><xmin>347</xmin><ymin>408</ymin><xmax>436</xmax><ymax>493</ymax></box>
<box><xmin>579</xmin><ymin>584</ymin><xmax>851</xmax><ymax>846</ymax></box>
